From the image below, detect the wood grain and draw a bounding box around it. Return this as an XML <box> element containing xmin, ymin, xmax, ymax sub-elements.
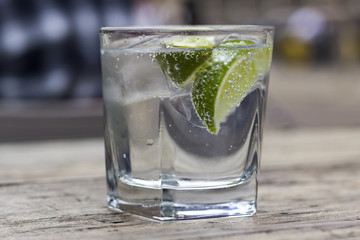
<box><xmin>0</xmin><ymin>138</ymin><xmax>104</xmax><ymax>181</ymax></box>
<box><xmin>1</xmin><ymin>127</ymin><xmax>360</xmax><ymax>239</ymax></box>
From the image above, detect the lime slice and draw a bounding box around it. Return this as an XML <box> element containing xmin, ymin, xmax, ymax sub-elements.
<box><xmin>165</xmin><ymin>36</ymin><xmax>215</xmax><ymax>48</ymax></box>
<box><xmin>191</xmin><ymin>40</ymin><xmax>272</xmax><ymax>134</ymax></box>
<box><xmin>156</xmin><ymin>36</ymin><xmax>215</xmax><ymax>87</ymax></box>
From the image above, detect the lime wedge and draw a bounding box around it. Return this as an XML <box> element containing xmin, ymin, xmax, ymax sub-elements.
<box><xmin>156</xmin><ymin>36</ymin><xmax>215</xmax><ymax>87</ymax></box>
<box><xmin>191</xmin><ymin>40</ymin><xmax>272</xmax><ymax>134</ymax></box>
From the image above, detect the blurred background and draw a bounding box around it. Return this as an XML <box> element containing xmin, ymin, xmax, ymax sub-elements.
<box><xmin>1</xmin><ymin>0</ymin><xmax>360</xmax><ymax>142</ymax></box>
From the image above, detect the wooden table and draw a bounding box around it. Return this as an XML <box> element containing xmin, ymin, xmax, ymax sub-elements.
<box><xmin>1</xmin><ymin>127</ymin><xmax>360</xmax><ymax>239</ymax></box>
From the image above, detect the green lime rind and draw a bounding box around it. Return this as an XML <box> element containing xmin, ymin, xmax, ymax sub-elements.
<box><xmin>192</xmin><ymin>42</ymin><xmax>273</xmax><ymax>134</ymax></box>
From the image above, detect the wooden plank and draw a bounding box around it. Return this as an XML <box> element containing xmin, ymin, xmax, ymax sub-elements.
<box><xmin>1</xmin><ymin>128</ymin><xmax>360</xmax><ymax>239</ymax></box>
<box><xmin>0</xmin><ymin>161</ymin><xmax>359</xmax><ymax>239</ymax></box>
<box><xmin>0</xmin><ymin>139</ymin><xmax>104</xmax><ymax>181</ymax></box>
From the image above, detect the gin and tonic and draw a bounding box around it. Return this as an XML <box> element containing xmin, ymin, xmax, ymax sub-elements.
<box><xmin>100</xmin><ymin>26</ymin><xmax>273</xmax><ymax>220</ymax></box>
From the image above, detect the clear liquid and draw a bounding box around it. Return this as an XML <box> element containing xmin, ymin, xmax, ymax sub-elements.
<box><xmin>102</xmin><ymin>47</ymin><xmax>269</xmax><ymax>220</ymax></box>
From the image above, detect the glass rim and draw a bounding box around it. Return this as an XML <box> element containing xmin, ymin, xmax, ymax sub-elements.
<box><xmin>100</xmin><ymin>25</ymin><xmax>274</xmax><ymax>34</ymax></box>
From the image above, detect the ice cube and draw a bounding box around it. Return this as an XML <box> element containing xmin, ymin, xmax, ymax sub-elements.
<box><xmin>130</xmin><ymin>36</ymin><xmax>160</xmax><ymax>50</ymax></box>
<box><xmin>169</xmin><ymin>85</ymin><xmax>205</xmax><ymax>128</ymax></box>
<box><xmin>109</xmin><ymin>36</ymin><xmax>161</xmax><ymax>51</ymax></box>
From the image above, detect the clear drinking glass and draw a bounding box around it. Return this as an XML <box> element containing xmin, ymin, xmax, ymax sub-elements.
<box><xmin>100</xmin><ymin>26</ymin><xmax>274</xmax><ymax>220</ymax></box>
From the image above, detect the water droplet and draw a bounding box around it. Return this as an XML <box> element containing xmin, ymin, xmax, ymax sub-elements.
<box><xmin>146</xmin><ymin>139</ymin><xmax>154</xmax><ymax>146</ymax></box>
<box><xmin>123</xmin><ymin>154</ymin><xmax>126</xmax><ymax>158</ymax></box>
<box><xmin>174</xmin><ymin>64</ymin><xmax>180</xmax><ymax>70</ymax></box>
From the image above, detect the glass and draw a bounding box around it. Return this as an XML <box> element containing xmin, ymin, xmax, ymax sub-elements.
<box><xmin>100</xmin><ymin>25</ymin><xmax>274</xmax><ymax>220</ymax></box>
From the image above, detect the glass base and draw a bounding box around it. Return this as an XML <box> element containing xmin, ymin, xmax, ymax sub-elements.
<box><xmin>107</xmin><ymin>174</ymin><xmax>258</xmax><ymax>221</ymax></box>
